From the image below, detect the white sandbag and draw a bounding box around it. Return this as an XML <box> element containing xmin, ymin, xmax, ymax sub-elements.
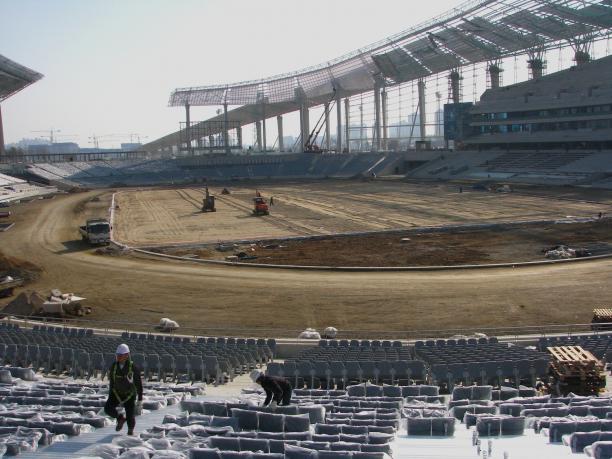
<box><xmin>322</xmin><ymin>327</ymin><xmax>338</xmax><ymax>339</ymax></box>
<box><xmin>159</xmin><ymin>318</ymin><xmax>179</xmax><ymax>331</ymax></box>
<box><xmin>298</xmin><ymin>328</ymin><xmax>321</xmax><ymax>340</ymax></box>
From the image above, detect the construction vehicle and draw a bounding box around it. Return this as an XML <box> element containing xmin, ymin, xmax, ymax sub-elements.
<box><xmin>202</xmin><ymin>186</ymin><xmax>216</xmax><ymax>212</ymax></box>
<box><xmin>0</xmin><ymin>275</ymin><xmax>23</xmax><ymax>298</ymax></box>
<box><xmin>253</xmin><ymin>196</ymin><xmax>269</xmax><ymax>216</ymax></box>
<box><xmin>79</xmin><ymin>218</ymin><xmax>111</xmax><ymax>245</ymax></box>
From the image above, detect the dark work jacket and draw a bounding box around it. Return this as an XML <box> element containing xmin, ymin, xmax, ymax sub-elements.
<box><xmin>109</xmin><ymin>360</ymin><xmax>143</xmax><ymax>402</ymax></box>
<box><xmin>259</xmin><ymin>375</ymin><xmax>291</xmax><ymax>406</ymax></box>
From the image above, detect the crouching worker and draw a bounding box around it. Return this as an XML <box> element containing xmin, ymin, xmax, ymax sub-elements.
<box><xmin>105</xmin><ymin>344</ymin><xmax>143</xmax><ymax>435</ymax></box>
<box><xmin>250</xmin><ymin>370</ymin><xmax>292</xmax><ymax>407</ymax></box>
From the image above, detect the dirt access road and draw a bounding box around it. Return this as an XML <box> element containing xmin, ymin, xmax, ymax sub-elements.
<box><xmin>2</xmin><ymin>186</ymin><xmax>612</xmax><ymax>337</ymax></box>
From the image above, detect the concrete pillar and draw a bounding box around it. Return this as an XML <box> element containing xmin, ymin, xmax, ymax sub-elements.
<box><xmin>449</xmin><ymin>71</ymin><xmax>461</xmax><ymax>104</ymax></box>
<box><xmin>0</xmin><ymin>104</ymin><xmax>4</xmax><ymax>156</ymax></box>
<box><xmin>223</xmin><ymin>103</ymin><xmax>230</xmax><ymax>154</ymax></box>
<box><xmin>528</xmin><ymin>58</ymin><xmax>544</xmax><ymax>79</ymax></box>
<box><xmin>262</xmin><ymin>116</ymin><xmax>267</xmax><ymax>152</ymax></box>
<box><xmin>575</xmin><ymin>50</ymin><xmax>590</xmax><ymax>66</ymax></box>
<box><xmin>277</xmin><ymin>116</ymin><xmax>284</xmax><ymax>152</ymax></box>
<box><xmin>300</xmin><ymin>103</ymin><xmax>310</xmax><ymax>152</ymax></box>
<box><xmin>185</xmin><ymin>103</ymin><xmax>192</xmax><ymax>154</ymax></box>
<box><xmin>324</xmin><ymin>103</ymin><xmax>331</xmax><ymax>151</ymax></box>
<box><xmin>236</xmin><ymin>126</ymin><xmax>242</xmax><ymax>149</ymax></box>
<box><xmin>373</xmin><ymin>85</ymin><xmax>382</xmax><ymax>151</ymax></box>
<box><xmin>488</xmin><ymin>64</ymin><xmax>502</xmax><ymax>89</ymax></box>
<box><xmin>256</xmin><ymin>121</ymin><xmax>262</xmax><ymax>151</ymax></box>
<box><xmin>344</xmin><ymin>98</ymin><xmax>351</xmax><ymax>153</ymax></box>
<box><xmin>381</xmin><ymin>88</ymin><xmax>388</xmax><ymax>151</ymax></box>
<box><xmin>418</xmin><ymin>79</ymin><xmax>426</xmax><ymax>141</ymax></box>
<box><xmin>336</xmin><ymin>95</ymin><xmax>342</xmax><ymax>153</ymax></box>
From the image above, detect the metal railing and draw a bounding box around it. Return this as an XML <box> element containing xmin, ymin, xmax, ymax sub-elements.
<box><xmin>1</xmin><ymin>313</ymin><xmax>610</xmax><ymax>343</ymax></box>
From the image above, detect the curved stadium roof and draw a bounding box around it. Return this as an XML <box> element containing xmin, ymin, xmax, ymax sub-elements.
<box><xmin>168</xmin><ymin>0</ymin><xmax>612</xmax><ymax>108</ymax></box>
<box><xmin>0</xmin><ymin>54</ymin><xmax>43</xmax><ymax>103</ymax></box>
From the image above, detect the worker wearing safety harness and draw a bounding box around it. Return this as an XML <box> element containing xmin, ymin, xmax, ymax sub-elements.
<box><xmin>104</xmin><ymin>344</ymin><xmax>143</xmax><ymax>435</ymax></box>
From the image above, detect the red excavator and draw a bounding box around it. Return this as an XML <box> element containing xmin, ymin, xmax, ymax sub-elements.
<box><xmin>253</xmin><ymin>191</ymin><xmax>269</xmax><ymax>216</ymax></box>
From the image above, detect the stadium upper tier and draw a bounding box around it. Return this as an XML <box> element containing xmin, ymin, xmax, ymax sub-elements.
<box><xmin>169</xmin><ymin>0</ymin><xmax>612</xmax><ymax>108</ymax></box>
<box><xmin>0</xmin><ymin>54</ymin><xmax>43</xmax><ymax>102</ymax></box>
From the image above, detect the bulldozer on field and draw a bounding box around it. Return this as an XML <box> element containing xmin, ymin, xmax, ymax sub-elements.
<box><xmin>202</xmin><ymin>186</ymin><xmax>216</xmax><ymax>212</ymax></box>
<box><xmin>253</xmin><ymin>193</ymin><xmax>269</xmax><ymax>216</ymax></box>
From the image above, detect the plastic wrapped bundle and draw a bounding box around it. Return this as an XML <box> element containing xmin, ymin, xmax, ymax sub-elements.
<box><xmin>91</xmin><ymin>443</ymin><xmax>122</xmax><ymax>459</ymax></box>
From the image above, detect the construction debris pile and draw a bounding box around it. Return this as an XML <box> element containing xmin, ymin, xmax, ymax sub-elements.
<box><xmin>544</xmin><ymin>245</ymin><xmax>592</xmax><ymax>260</ymax></box>
<box><xmin>1</xmin><ymin>289</ymin><xmax>91</xmax><ymax>318</ymax></box>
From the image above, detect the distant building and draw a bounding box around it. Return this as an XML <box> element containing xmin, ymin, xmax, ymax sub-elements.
<box><xmin>120</xmin><ymin>143</ymin><xmax>142</xmax><ymax>151</ymax></box>
<box><xmin>28</xmin><ymin>142</ymin><xmax>79</xmax><ymax>154</ymax></box>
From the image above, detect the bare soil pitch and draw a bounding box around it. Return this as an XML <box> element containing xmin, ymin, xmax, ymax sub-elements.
<box><xmin>114</xmin><ymin>181</ymin><xmax>612</xmax><ymax>247</ymax></box>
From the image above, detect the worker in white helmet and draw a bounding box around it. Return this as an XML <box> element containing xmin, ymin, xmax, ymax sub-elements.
<box><xmin>104</xmin><ymin>343</ymin><xmax>143</xmax><ymax>435</ymax></box>
<box><xmin>250</xmin><ymin>370</ymin><xmax>292</xmax><ymax>407</ymax></box>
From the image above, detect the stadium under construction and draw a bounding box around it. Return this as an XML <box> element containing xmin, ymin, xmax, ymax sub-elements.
<box><xmin>2</xmin><ymin>1</ymin><xmax>612</xmax><ymax>458</ymax></box>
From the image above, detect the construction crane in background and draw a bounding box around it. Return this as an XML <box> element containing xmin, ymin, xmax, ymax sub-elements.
<box><xmin>31</xmin><ymin>129</ymin><xmax>78</xmax><ymax>143</ymax></box>
<box><xmin>89</xmin><ymin>133</ymin><xmax>147</xmax><ymax>148</ymax></box>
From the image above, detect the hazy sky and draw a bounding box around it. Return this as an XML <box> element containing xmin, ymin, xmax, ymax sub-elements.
<box><xmin>2</xmin><ymin>0</ymin><xmax>462</xmax><ymax>147</ymax></box>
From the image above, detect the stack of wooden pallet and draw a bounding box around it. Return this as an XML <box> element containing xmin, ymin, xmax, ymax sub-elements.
<box><xmin>548</xmin><ymin>345</ymin><xmax>606</xmax><ymax>395</ymax></box>
<box><xmin>591</xmin><ymin>308</ymin><xmax>612</xmax><ymax>331</ymax></box>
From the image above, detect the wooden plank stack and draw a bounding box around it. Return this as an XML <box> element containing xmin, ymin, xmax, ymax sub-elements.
<box><xmin>592</xmin><ymin>308</ymin><xmax>612</xmax><ymax>331</ymax></box>
<box><xmin>547</xmin><ymin>345</ymin><xmax>606</xmax><ymax>395</ymax></box>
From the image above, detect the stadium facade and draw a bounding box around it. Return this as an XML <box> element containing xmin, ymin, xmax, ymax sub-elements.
<box><xmin>454</xmin><ymin>54</ymin><xmax>612</xmax><ymax>150</ymax></box>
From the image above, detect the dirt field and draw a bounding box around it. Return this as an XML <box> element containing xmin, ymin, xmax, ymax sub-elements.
<box><xmin>2</xmin><ymin>181</ymin><xmax>612</xmax><ymax>337</ymax></box>
<box><xmin>114</xmin><ymin>181</ymin><xmax>612</xmax><ymax>247</ymax></box>
<box><xmin>156</xmin><ymin>220</ymin><xmax>612</xmax><ymax>267</ymax></box>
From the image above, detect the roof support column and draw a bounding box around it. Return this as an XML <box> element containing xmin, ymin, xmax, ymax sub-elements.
<box><xmin>256</xmin><ymin>121</ymin><xmax>262</xmax><ymax>152</ymax></box>
<box><xmin>336</xmin><ymin>94</ymin><xmax>342</xmax><ymax>153</ymax></box>
<box><xmin>381</xmin><ymin>87</ymin><xmax>388</xmax><ymax>151</ymax></box>
<box><xmin>185</xmin><ymin>103</ymin><xmax>192</xmax><ymax>155</ymax></box>
<box><xmin>223</xmin><ymin>103</ymin><xmax>230</xmax><ymax>155</ymax></box>
<box><xmin>324</xmin><ymin>103</ymin><xmax>331</xmax><ymax>152</ymax></box>
<box><xmin>528</xmin><ymin>58</ymin><xmax>544</xmax><ymax>79</ymax></box>
<box><xmin>236</xmin><ymin>125</ymin><xmax>242</xmax><ymax>150</ymax></box>
<box><xmin>300</xmin><ymin>103</ymin><xmax>310</xmax><ymax>152</ymax></box>
<box><xmin>262</xmin><ymin>118</ymin><xmax>267</xmax><ymax>153</ymax></box>
<box><xmin>418</xmin><ymin>79</ymin><xmax>426</xmax><ymax>142</ymax></box>
<box><xmin>374</xmin><ymin>85</ymin><xmax>382</xmax><ymax>152</ymax></box>
<box><xmin>277</xmin><ymin>116</ymin><xmax>284</xmax><ymax>152</ymax></box>
<box><xmin>449</xmin><ymin>71</ymin><xmax>461</xmax><ymax>104</ymax></box>
<box><xmin>488</xmin><ymin>63</ymin><xmax>502</xmax><ymax>89</ymax></box>
<box><xmin>344</xmin><ymin>98</ymin><xmax>351</xmax><ymax>153</ymax></box>
<box><xmin>0</xmin><ymin>104</ymin><xmax>5</xmax><ymax>157</ymax></box>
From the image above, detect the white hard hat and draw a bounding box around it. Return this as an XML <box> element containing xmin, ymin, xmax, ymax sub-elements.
<box><xmin>250</xmin><ymin>370</ymin><xmax>262</xmax><ymax>383</ymax></box>
<box><xmin>116</xmin><ymin>343</ymin><xmax>130</xmax><ymax>355</ymax></box>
